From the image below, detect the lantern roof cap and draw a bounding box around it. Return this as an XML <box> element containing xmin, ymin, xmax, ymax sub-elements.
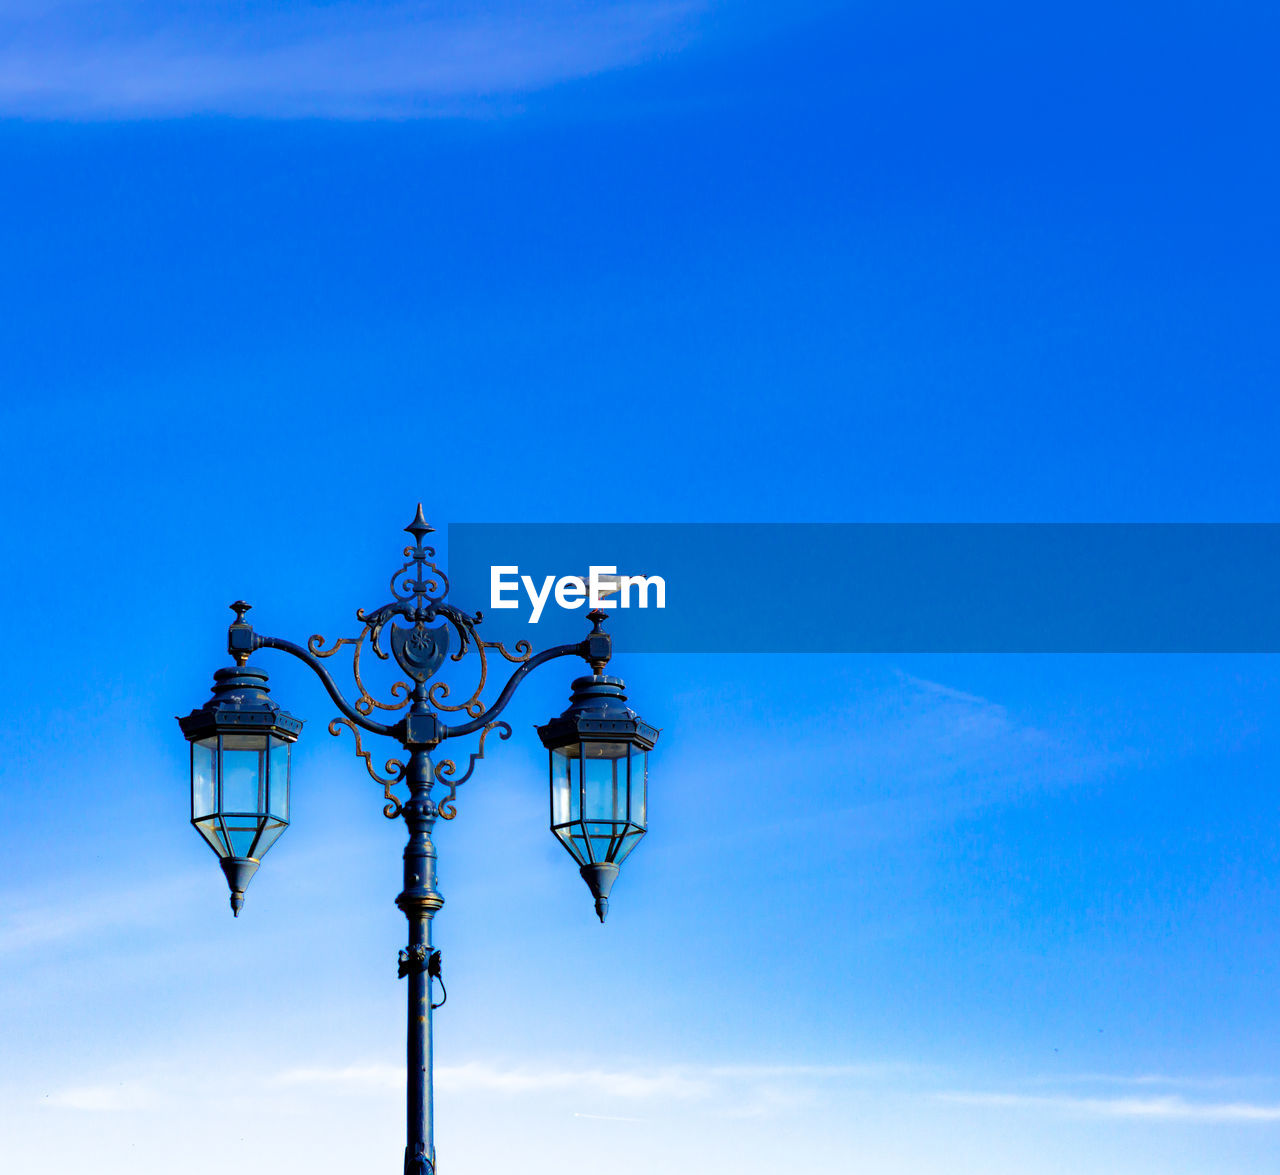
<box><xmin>536</xmin><ymin>674</ymin><xmax>659</xmax><ymax>751</ymax></box>
<box><xmin>177</xmin><ymin>665</ymin><xmax>304</xmax><ymax>741</ymax></box>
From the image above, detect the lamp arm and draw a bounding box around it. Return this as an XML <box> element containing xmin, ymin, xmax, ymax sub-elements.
<box><xmin>440</xmin><ymin>640</ymin><xmax>593</xmax><ymax>741</ymax></box>
<box><xmin>253</xmin><ymin>633</ymin><xmax>399</xmax><ymax>738</ymax></box>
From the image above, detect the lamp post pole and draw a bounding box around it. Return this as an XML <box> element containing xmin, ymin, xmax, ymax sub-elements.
<box><xmin>178</xmin><ymin>507</ymin><xmax>659</xmax><ymax>1175</ymax></box>
<box><xmin>397</xmin><ymin>746</ymin><xmax>442</xmax><ymax>1174</ymax></box>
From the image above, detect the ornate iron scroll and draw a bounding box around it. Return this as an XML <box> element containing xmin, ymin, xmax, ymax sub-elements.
<box><xmin>295</xmin><ymin>506</ymin><xmax>541</xmax><ymax>820</ymax></box>
<box><xmin>427</xmin><ymin>634</ymin><xmax>532</xmax><ymax>717</ymax></box>
<box><xmin>433</xmin><ymin>722</ymin><xmax>512</xmax><ymax>820</ymax></box>
<box><xmin>246</xmin><ymin>506</ymin><xmax>598</xmax><ymax>820</ymax></box>
<box><xmin>308</xmin><ymin>626</ymin><xmax>413</xmax><ymax>715</ymax></box>
<box><xmin>329</xmin><ymin>717</ymin><xmax>407</xmax><ymax>817</ymax></box>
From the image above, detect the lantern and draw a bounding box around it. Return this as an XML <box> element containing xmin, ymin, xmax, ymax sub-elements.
<box><xmin>177</xmin><ymin>666</ymin><xmax>302</xmax><ymax>915</ymax></box>
<box><xmin>537</xmin><ymin>675</ymin><xmax>658</xmax><ymax>922</ymax></box>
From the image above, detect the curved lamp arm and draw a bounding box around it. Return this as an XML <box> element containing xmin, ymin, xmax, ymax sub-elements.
<box><xmin>441</xmin><ymin>638</ymin><xmax>594</xmax><ymax>740</ymax></box>
<box><xmin>252</xmin><ymin>632</ymin><xmax>399</xmax><ymax>738</ymax></box>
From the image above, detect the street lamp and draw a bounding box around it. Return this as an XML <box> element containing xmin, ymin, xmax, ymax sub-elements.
<box><xmin>177</xmin><ymin>647</ymin><xmax>302</xmax><ymax>915</ymax></box>
<box><xmin>538</xmin><ymin>675</ymin><xmax>658</xmax><ymax>922</ymax></box>
<box><xmin>176</xmin><ymin>506</ymin><xmax>660</xmax><ymax>1175</ymax></box>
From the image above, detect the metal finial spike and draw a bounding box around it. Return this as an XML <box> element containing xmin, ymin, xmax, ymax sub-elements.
<box><xmin>580</xmin><ymin>862</ymin><xmax>618</xmax><ymax>923</ymax></box>
<box><xmin>221</xmin><ymin>857</ymin><xmax>258</xmax><ymax>917</ymax></box>
<box><xmin>230</xmin><ymin>600</ymin><xmax>252</xmax><ymax>622</ymax></box>
<box><xmin>405</xmin><ymin>503</ymin><xmax>435</xmax><ymax>541</ymax></box>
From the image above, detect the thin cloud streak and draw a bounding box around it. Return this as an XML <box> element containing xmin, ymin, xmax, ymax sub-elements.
<box><xmin>43</xmin><ymin>1080</ymin><xmax>157</xmax><ymax>1112</ymax></box>
<box><xmin>1026</xmin><ymin>1071</ymin><xmax>1269</xmax><ymax>1091</ymax></box>
<box><xmin>673</xmin><ymin>669</ymin><xmax>1129</xmax><ymax>857</ymax></box>
<box><xmin>274</xmin><ymin>1060</ymin><xmax>710</xmax><ymax>1098</ymax></box>
<box><xmin>42</xmin><ymin>1059</ymin><xmax>1280</xmax><ymax>1130</ymax></box>
<box><xmin>0</xmin><ymin>0</ymin><xmax>707</xmax><ymax>119</ymax></box>
<box><xmin>941</xmin><ymin>1090</ymin><xmax>1280</xmax><ymax>1124</ymax></box>
<box><xmin>36</xmin><ymin>1058</ymin><xmax>905</xmax><ymax>1116</ymax></box>
<box><xmin>0</xmin><ymin>871</ymin><xmax>206</xmax><ymax>955</ymax></box>
<box><xmin>272</xmin><ymin>1058</ymin><xmax>910</xmax><ymax>1109</ymax></box>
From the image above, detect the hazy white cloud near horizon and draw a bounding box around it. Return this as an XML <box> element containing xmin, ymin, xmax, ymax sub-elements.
<box><xmin>939</xmin><ymin>1090</ymin><xmax>1280</xmax><ymax>1124</ymax></box>
<box><xmin>25</xmin><ymin>1054</ymin><xmax>1280</xmax><ymax>1133</ymax></box>
<box><xmin>0</xmin><ymin>0</ymin><xmax>710</xmax><ymax>119</ymax></box>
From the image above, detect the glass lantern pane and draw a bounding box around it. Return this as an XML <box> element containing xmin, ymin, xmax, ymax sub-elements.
<box><xmin>221</xmin><ymin>734</ymin><xmax>268</xmax><ymax>815</ymax></box>
<box><xmin>252</xmin><ymin>820</ymin><xmax>286</xmax><ymax>860</ymax></box>
<box><xmin>550</xmin><ymin>747</ymin><xmax>573</xmax><ymax>825</ymax></box>
<box><xmin>193</xmin><ymin>815</ymin><xmax>228</xmax><ymax>857</ymax></box>
<box><xmin>223</xmin><ymin>815</ymin><xmax>263</xmax><ymax>858</ymax></box>
<box><xmin>553</xmin><ymin>825</ymin><xmax>587</xmax><ymax>866</ymax></box>
<box><xmin>192</xmin><ymin>738</ymin><xmax>216</xmax><ymax>819</ymax></box>
<box><xmin>586</xmin><ymin>821</ymin><xmax>621</xmax><ymax>862</ymax></box>
<box><xmin>268</xmin><ymin>737</ymin><xmax>290</xmax><ymax>821</ymax></box>
<box><xmin>583</xmin><ymin>754</ymin><xmax>624</xmax><ymax>823</ymax></box>
<box><xmin>615</xmin><ymin>827</ymin><xmax>645</xmax><ymax>864</ymax></box>
<box><xmin>628</xmin><ymin>749</ymin><xmax>648</xmax><ymax>828</ymax></box>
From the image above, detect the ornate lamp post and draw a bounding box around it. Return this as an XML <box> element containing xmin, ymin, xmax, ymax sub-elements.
<box><xmin>177</xmin><ymin>506</ymin><xmax>659</xmax><ymax>1175</ymax></box>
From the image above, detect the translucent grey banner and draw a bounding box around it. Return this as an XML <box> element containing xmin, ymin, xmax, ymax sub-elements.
<box><xmin>446</xmin><ymin>524</ymin><xmax>1280</xmax><ymax>653</ymax></box>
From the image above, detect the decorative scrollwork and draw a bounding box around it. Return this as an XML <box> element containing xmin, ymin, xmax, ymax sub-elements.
<box><xmin>307</xmin><ymin>632</ymin><xmax>358</xmax><ymax>658</ymax></box>
<box><xmin>433</xmin><ymin>722</ymin><xmax>512</xmax><ymax>820</ymax></box>
<box><xmin>336</xmin><ymin>505</ymin><xmax>473</xmax><ymax>694</ymax></box>
<box><xmin>428</xmin><ymin>635</ymin><xmax>533</xmax><ymax>717</ymax></box>
<box><xmin>390</xmin><ymin>544</ymin><xmax>449</xmax><ymax>603</ymax></box>
<box><xmin>265</xmin><ymin>507</ymin><xmax>578</xmax><ymax>824</ymax></box>
<box><xmin>389</xmin><ymin>557</ymin><xmax>418</xmax><ymax>603</ymax></box>
<box><xmin>307</xmin><ymin>623</ymin><xmax>413</xmax><ymax>715</ymax></box>
<box><xmin>490</xmin><ymin>638</ymin><xmax>534</xmax><ymax>663</ymax></box>
<box><xmin>329</xmin><ymin>717</ymin><xmax>407</xmax><ymax>817</ymax></box>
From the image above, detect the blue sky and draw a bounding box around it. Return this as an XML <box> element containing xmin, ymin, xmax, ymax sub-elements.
<box><xmin>2</xmin><ymin>2</ymin><xmax>1280</xmax><ymax>1172</ymax></box>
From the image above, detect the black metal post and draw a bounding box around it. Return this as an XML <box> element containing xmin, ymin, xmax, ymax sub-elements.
<box><xmin>397</xmin><ymin>746</ymin><xmax>442</xmax><ymax>1175</ymax></box>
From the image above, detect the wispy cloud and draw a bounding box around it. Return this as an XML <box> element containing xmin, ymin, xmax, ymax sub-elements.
<box><xmin>40</xmin><ymin>1057</ymin><xmax>1280</xmax><ymax>1131</ymax></box>
<box><xmin>940</xmin><ymin>1090</ymin><xmax>1280</xmax><ymax>1124</ymax></box>
<box><xmin>664</xmin><ymin>667</ymin><xmax>1132</xmax><ymax>864</ymax></box>
<box><xmin>0</xmin><ymin>870</ymin><xmax>205</xmax><ymax>955</ymax></box>
<box><xmin>44</xmin><ymin>1080</ymin><xmax>157</xmax><ymax>1112</ymax></box>
<box><xmin>1026</xmin><ymin>1071</ymin><xmax>1264</xmax><ymax>1091</ymax></box>
<box><xmin>272</xmin><ymin>1058</ymin><xmax>905</xmax><ymax>1117</ymax></box>
<box><xmin>441</xmin><ymin>1061</ymin><xmax>712</xmax><ymax>1100</ymax></box>
<box><xmin>0</xmin><ymin>0</ymin><xmax>707</xmax><ymax>119</ymax></box>
<box><xmin>35</xmin><ymin>1057</ymin><xmax>899</xmax><ymax>1116</ymax></box>
<box><xmin>731</xmin><ymin>669</ymin><xmax>1124</xmax><ymax>847</ymax></box>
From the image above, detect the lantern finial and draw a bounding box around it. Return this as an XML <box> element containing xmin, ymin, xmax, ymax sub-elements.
<box><xmin>580</xmin><ymin>862</ymin><xmax>619</xmax><ymax>923</ymax></box>
<box><xmin>221</xmin><ymin>857</ymin><xmax>259</xmax><ymax>916</ymax></box>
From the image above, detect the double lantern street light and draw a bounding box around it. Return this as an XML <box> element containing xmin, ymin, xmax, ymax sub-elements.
<box><xmin>177</xmin><ymin>507</ymin><xmax>659</xmax><ymax>1175</ymax></box>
